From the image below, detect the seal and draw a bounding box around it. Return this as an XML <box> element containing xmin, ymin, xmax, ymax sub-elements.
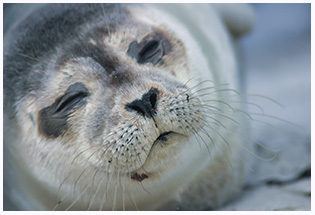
<box><xmin>4</xmin><ymin>3</ymin><xmax>254</xmax><ymax>210</ymax></box>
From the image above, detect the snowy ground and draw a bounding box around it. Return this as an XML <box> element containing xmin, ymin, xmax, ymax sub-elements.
<box><xmin>220</xmin><ymin>4</ymin><xmax>311</xmax><ymax>211</ymax></box>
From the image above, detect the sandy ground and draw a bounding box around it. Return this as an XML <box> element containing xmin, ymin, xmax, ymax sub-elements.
<box><xmin>220</xmin><ymin>3</ymin><xmax>311</xmax><ymax>211</ymax></box>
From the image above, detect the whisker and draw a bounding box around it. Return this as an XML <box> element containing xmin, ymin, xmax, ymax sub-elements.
<box><xmin>65</xmin><ymin>184</ymin><xmax>90</xmax><ymax>211</ymax></box>
<box><xmin>197</xmin><ymin>99</ymin><xmax>236</xmax><ymax>113</ymax></box>
<box><xmin>229</xmin><ymin>100</ymin><xmax>265</xmax><ymax>114</ymax></box>
<box><xmin>201</xmin><ymin>109</ymin><xmax>240</xmax><ymax>126</ymax></box>
<box><xmin>236</xmin><ymin>132</ymin><xmax>280</xmax><ymax>158</ymax></box>
<box><xmin>185</xmin><ymin>83</ymin><xmax>232</xmax><ymax>96</ymax></box>
<box><xmin>87</xmin><ymin>169</ymin><xmax>104</xmax><ymax>210</ymax></box>
<box><xmin>185</xmin><ymin>124</ymin><xmax>204</xmax><ymax>154</ymax></box>
<box><xmin>121</xmin><ymin>174</ymin><xmax>126</xmax><ymax>211</ymax></box>
<box><xmin>126</xmin><ymin>176</ymin><xmax>139</xmax><ymax>211</ymax></box>
<box><xmin>246</xmin><ymin>112</ymin><xmax>298</xmax><ymax>127</ymax></box>
<box><xmin>178</xmin><ymin>76</ymin><xmax>197</xmax><ymax>89</ymax></box>
<box><xmin>112</xmin><ymin>174</ymin><xmax>119</xmax><ymax>211</ymax></box>
<box><xmin>189</xmin><ymin>86</ymin><xmax>238</xmax><ymax>97</ymax></box>
<box><xmin>99</xmin><ymin>171</ymin><xmax>114</xmax><ymax>211</ymax></box>
<box><xmin>185</xmin><ymin>121</ymin><xmax>212</xmax><ymax>158</ymax></box>
<box><xmin>54</xmin><ymin>171</ymin><xmax>74</xmax><ymax>208</ymax></box>
<box><xmin>235</xmin><ymin>94</ymin><xmax>284</xmax><ymax>108</ymax></box>
<box><xmin>101</xmin><ymin>4</ymin><xmax>111</xmax><ymax>35</ymax></box>
<box><xmin>71</xmin><ymin>145</ymin><xmax>98</xmax><ymax>165</ymax></box>
<box><xmin>197</xmin><ymin>127</ymin><xmax>234</xmax><ymax>171</ymax></box>
<box><xmin>241</xmin><ymin>143</ymin><xmax>278</xmax><ymax>162</ymax></box>
<box><xmin>17</xmin><ymin>53</ymin><xmax>50</xmax><ymax>64</ymax></box>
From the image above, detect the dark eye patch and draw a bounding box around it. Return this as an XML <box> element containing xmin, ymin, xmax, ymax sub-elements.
<box><xmin>38</xmin><ymin>82</ymin><xmax>89</xmax><ymax>138</ymax></box>
<box><xmin>127</xmin><ymin>32</ymin><xmax>171</xmax><ymax>65</ymax></box>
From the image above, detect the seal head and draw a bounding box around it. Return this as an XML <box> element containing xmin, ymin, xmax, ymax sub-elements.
<box><xmin>4</xmin><ymin>3</ymin><xmax>252</xmax><ymax>210</ymax></box>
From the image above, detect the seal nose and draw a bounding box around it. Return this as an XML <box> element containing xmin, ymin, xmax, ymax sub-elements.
<box><xmin>125</xmin><ymin>88</ymin><xmax>159</xmax><ymax>118</ymax></box>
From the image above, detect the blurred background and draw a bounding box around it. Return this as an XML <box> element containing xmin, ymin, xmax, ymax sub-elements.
<box><xmin>220</xmin><ymin>3</ymin><xmax>311</xmax><ymax>211</ymax></box>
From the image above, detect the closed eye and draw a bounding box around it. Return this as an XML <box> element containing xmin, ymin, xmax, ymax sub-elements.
<box><xmin>54</xmin><ymin>91</ymin><xmax>88</xmax><ymax>115</ymax></box>
<box><xmin>138</xmin><ymin>40</ymin><xmax>163</xmax><ymax>64</ymax></box>
<box><xmin>53</xmin><ymin>82</ymin><xmax>89</xmax><ymax>117</ymax></box>
<box><xmin>127</xmin><ymin>32</ymin><xmax>171</xmax><ymax>66</ymax></box>
<box><xmin>38</xmin><ymin>82</ymin><xmax>89</xmax><ymax>138</ymax></box>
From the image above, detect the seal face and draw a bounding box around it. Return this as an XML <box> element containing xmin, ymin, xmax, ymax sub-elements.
<box><xmin>4</xmin><ymin>3</ymin><xmax>252</xmax><ymax>211</ymax></box>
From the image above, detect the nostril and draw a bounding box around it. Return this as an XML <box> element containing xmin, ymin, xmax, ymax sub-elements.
<box><xmin>125</xmin><ymin>100</ymin><xmax>147</xmax><ymax>117</ymax></box>
<box><xmin>125</xmin><ymin>88</ymin><xmax>159</xmax><ymax>118</ymax></box>
<box><xmin>149</xmin><ymin>89</ymin><xmax>158</xmax><ymax>110</ymax></box>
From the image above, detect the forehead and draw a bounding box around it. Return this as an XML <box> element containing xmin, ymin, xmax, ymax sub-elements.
<box><xmin>43</xmin><ymin>4</ymin><xmax>193</xmax><ymax>92</ymax></box>
<box><xmin>56</xmin><ymin>6</ymin><xmax>182</xmax><ymax>71</ymax></box>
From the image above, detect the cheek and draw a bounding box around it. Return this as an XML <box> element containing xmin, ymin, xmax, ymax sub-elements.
<box><xmin>79</xmin><ymin>101</ymin><xmax>108</xmax><ymax>140</ymax></box>
<box><xmin>161</xmin><ymin>62</ymin><xmax>191</xmax><ymax>84</ymax></box>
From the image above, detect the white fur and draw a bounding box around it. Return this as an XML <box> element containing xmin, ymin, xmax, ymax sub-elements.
<box><xmin>4</xmin><ymin>4</ymin><xmax>253</xmax><ymax>210</ymax></box>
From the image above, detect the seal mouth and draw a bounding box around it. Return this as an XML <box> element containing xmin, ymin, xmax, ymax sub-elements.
<box><xmin>131</xmin><ymin>131</ymin><xmax>175</xmax><ymax>182</ymax></box>
<box><xmin>151</xmin><ymin>131</ymin><xmax>182</xmax><ymax>149</ymax></box>
<box><xmin>153</xmin><ymin>131</ymin><xmax>187</xmax><ymax>146</ymax></box>
<box><xmin>155</xmin><ymin>131</ymin><xmax>174</xmax><ymax>142</ymax></box>
<box><xmin>131</xmin><ymin>131</ymin><xmax>188</xmax><ymax>181</ymax></box>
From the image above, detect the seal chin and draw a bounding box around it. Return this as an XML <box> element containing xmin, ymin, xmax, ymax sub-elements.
<box><xmin>131</xmin><ymin>131</ymin><xmax>187</xmax><ymax>182</ymax></box>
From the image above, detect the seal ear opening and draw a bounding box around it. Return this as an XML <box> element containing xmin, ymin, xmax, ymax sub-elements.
<box><xmin>214</xmin><ymin>3</ymin><xmax>255</xmax><ymax>38</ymax></box>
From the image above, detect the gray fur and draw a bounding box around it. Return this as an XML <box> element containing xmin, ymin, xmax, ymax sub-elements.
<box><xmin>3</xmin><ymin>3</ymin><xmax>252</xmax><ymax>211</ymax></box>
<box><xmin>4</xmin><ymin>4</ymin><xmax>127</xmax><ymax>116</ymax></box>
